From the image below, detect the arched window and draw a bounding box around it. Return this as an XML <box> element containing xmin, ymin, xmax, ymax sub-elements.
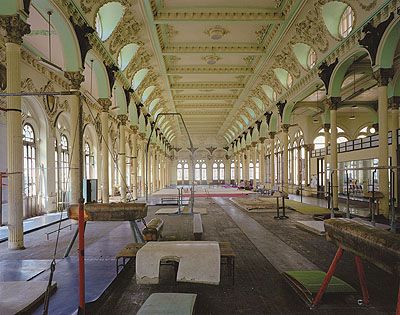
<box><xmin>183</xmin><ymin>163</ymin><xmax>189</xmax><ymax>180</ymax></box>
<box><xmin>60</xmin><ymin>134</ymin><xmax>70</xmax><ymax>196</ymax></box>
<box><xmin>23</xmin><ymin>124</ymin><xmax>36</xmax><ymax>197</ymax></box>
<box><xmin>177</xmin><ymin>163</ymin><xmax>183</xmax><ymax>181</ymax></box>
<box><xmin>308</xmin><ymin>49</ymin><xmax>317</xmax><ymax>68</ymax></box>
<box><xmin>240</xmin><ymin>162</ymin><xmax>243</xmax><ymax>180</ymax></box>
<box><xmin>201</xmin><ymin>163</ymin><xmax>207</xmax><ymax>181</ymax></box>
<box><xmin>255</xmin><ymin>162</ymin><xmax>259</xmax><ymax>180</ymax></box>
<box><xmin>313</xmin><ymin>135</ymin><xmax>325</xmax><ymax>150</ymax></box>
<box><xmin>195</xmin><ymin>163</ymin><xmax>201</xmax><ymax>181</ymax></box>
<box><xmin>219</xmin><ymin>162</ymin><xmax>225</xmax><ymax>180</ymax></box>
<box><xmin>339</xmin><ymin>6</ymin><xmax>354</xmax><ymax>38</ymax></box>
<box><xmin>213</xmin><ymin>162</ymin><xmax>218</xmax><ymax>180</ymax></box>
<box><xmin>230</xmin><ymin>161</ymin><xmax>235</xmax><ymax>180</ymax></box>
<box><xmin>287</xmin><ymin>73</ymin><xmax>293</xmax><ymax>88</ymax></box>
<box><xmin>357</xmin><ymin>126</ymin><xmax>376</xmax><ymax>139</ymax></box>
<box><xmin>85</xmin><ymin>142</ymin><xmax>91</xmax><ymax>179</ymax></box>
<box><xmin>337</xmin><ymin>136</ymin><xmax>348</xmax><ymax>144</ymax></box>
<box><xmin>249</xmin><ymin>162</ymin><xmax>254</xmax><ymax>180</ymax></box>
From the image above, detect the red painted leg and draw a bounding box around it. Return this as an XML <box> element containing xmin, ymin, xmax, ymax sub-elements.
<box><xmin>354</xmin><ymin>256</ymin><xmax>369</xmax><ymax>305</ymax></box>
<box><xmin>396</xmin><ymin>283</ymin><xmax>400</xmax><ymax>315</ymax></box>
<box><xmin>311</xmin><ymin>247</ymin><xmax>344</xmax><ymax>308</ymax></box>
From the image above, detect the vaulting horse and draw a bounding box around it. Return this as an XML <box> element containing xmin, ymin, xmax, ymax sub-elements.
<box><xmin>312</xmin><ymin>218</ymin><xmax>400</xmax><ymax>313</ymax></box>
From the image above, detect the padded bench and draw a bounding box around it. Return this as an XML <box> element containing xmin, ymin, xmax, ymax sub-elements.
<box><xmin>116</xmin><ymin>241</ymin><xmax>236</xmax><ymax>283</ymax></box>
<box><xmin>193</xmin><ymin>213</ymin><xmax>203</xmax><ymax>240</ymax></box>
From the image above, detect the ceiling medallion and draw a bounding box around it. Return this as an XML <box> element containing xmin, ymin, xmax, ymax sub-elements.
<box><xmin>204</xmin><ymin>25</ymin><xmax>229</xmax><ymax>40</ymax></box>
<box><xmin>202</xmin><ymin>54</ymin><xmax>221</xmax><ymax>65</ymax></box>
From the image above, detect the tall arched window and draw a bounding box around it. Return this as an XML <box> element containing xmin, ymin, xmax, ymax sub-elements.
<box><xmin>249</xmin><ymin>162</ymin><xmax>254</xmax><ymax>180</ymax></box>
<box><xmin>23</xmin><ymin>124</ymin><xmax>36</xmax><ymax>198</ymax></box>
<box><xmin>201</xmin><ymin>163</ymin><xmax>207</xmax><ymax>181</ymax></box>
<box><xmin>85</xmin><ymin>142</ymin><xmax>91</xmax><ymax>179</ymax></box>
<box><xmin>213</xmin><ymin>162</ymin><xmax>218</xmax><ymax>180</ymax></box>
<box><xmin>230</xmin><ymin>161</ymin><xmax>235</xmax><ymax>181</ymax></box>
<box><xmin>177</xmin><ymin>163</ymin><xmax>183</xmax><ymax>181</ymax></box>
<box><xmin>307</xmin><ymin>49</ymin><xmax>317</xmax><ymax>68</ymax></box>
<box><xmin>60</xmin><ymin>134</ymin><xmax>70</xmax><ymax>201</ymax></box>
<box><xmin>293</xmin><ymin>141</ymin><xmax>298</xmax><ymax>185</ymax></box>
<box><xmin>255</xmin><ymin>162</ymin><xmax>259</xmax><ymax>180</ymax></box>
<box><xmin>183</xmin><ymin>163</ymin><xmax>189</xmax><ymax>181</ymax></box>
<box><xmin>240</xmin><ymin>162</ymin><xmax>243</xmax><ymax>180</ymax></box>
<box><xmin>219</xmin><ymin>162</ymin><xmax>225</xmax><ymax>181</ymax></box>
<box><xmin>195</xmin><ymin>163</ymin><xmax>201</xmax><ymax>181</ymax></box>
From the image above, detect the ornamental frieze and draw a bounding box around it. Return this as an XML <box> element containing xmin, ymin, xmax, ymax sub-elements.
<box><xmin>272</xmin><ymin>45</ymin><xmax>301</xmax><ymax>78</ymax></box>
<box><xmin>292</xmin><ymin>6</ymin><xmax>329</xmax><ymax>53</ymax></box>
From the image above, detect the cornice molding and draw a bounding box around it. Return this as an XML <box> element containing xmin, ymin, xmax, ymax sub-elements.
<box><xmin>162</xmin><ymin>45</ymin><xmax>264</xmax><ymax>54</ymax></box>
<box><xmin>174</xmin><ymin>94</ymin><xmax>237</xmax><ymax>100</ymax></box>
<box><xmin>153</xmin><ymin>10</ymin><xmax>284</xmax><ymax>23</ymax></box>
<box><xmin>167</xmin><ymin>66</ymin><xmax>253</xmax><ymax>74</ymax></box>
<box><xmin>170</xmin><ymin>82</ymin><xmax>245</xmax><ymax>89</ymax></box>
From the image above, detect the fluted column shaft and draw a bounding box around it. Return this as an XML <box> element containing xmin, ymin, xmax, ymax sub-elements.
<box><xmin>3</xmin><ymin>15</ymin><xmax>30</xmax><ymax>249</ymax></box>
<box><xmin>329</xmin><ymin>98</ymin><xmax>340</xmax><ymax>210</ymax></box>
<box><xmin>259</xmin><ymin>139</ymin><xmax>266</xmax><ymax>184</ymax></box>
<box><xmin>131</xmin><ymin>129</ymin><xmax>138</xmax><ymax>199</ymax></box>
<box><xmin>391</xmin><ymin>99</ymin><xmax>399</xmax><ymax>203</ymax></box>
<box><xmin>269</xmin><ymin>133</ymin><xmax>276</xmax><ymax>188</ymax></box>
<box><xmin>252</xmin><ymin>144</ymin><xmax>257</xmax><ymax>184</ymax></box>
<box><xmin>117</xmin><ymin>115</ymin><xmax>127</xmax><ymax>201</ymax></box>
<box><xmin>282</xmin><ymin>125</ymin><xmax>289</xmax><ymax>194</ymax></box>
<box><xmin>99</xmin><ymin>99</ymin><xmax>111</xmax><ymax>203</ymax></box>
<box><xmin>140</xmin><ymin>138</ymin><xmax>146</xmax><ymax>196</ymax></box>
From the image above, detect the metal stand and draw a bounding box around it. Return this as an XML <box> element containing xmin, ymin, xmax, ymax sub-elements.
<box><xmin>311</xmin><ymin>247</ymin><xmax>369</xmax><ymax>309</ymax></box>
<box><xmin>274</xmin><ymin>195</ymin><xmax>288</xmax><ymax>219</ymax></box>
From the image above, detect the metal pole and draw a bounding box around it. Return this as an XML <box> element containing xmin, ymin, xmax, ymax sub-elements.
<box><xmin>346</xmin><ymin>169</ymin><xmax>350</xmax><ymax>219</ymax></box>
<box><xmin>390</xmin><ymin>169</ymin><xmax>396</xmax><ymax>232</ymax></box>
<box><xmin>330</xmin><ymin>171</ymin><xmax>335</xmax><ymax>218</ymax></box>
<box><xmin>77</xmin><ymin>96</ymin><xmax>85</xmax><ymax>314</ymax></box>
<box><xmin>371</xmin><ymin>169</ymin><xmax>376</xmax><ymax>226</ymax></box>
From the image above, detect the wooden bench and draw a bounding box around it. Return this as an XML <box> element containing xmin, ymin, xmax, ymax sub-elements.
<box><xmin>116</xmin><ymin>241</ymin><xmax>236</xmax><ymax>284</ymax></box>
<box><xmin>193</xmin><ymin>213</ymin><xmax>203</xmax><ymax>240</ymax></box>
<box><xmin>142</xmin><ymin>218</ymin><xmax>164</xmax><ymax>241</ymax></box>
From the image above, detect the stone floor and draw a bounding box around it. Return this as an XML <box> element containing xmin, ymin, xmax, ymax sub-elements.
<box><xmin>0</xmin><ymin>189</ymin><xmax>397</xmax><ymax>314</ymax></box>
<box><xmin>93</xmin><ymin>196</ymin><xmax>396</xmax><ymax>315</ymax></box>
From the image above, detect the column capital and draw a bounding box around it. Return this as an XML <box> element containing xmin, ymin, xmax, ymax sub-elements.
<box><xmin>327</xmin><ymin>97</ymin><xmax>341</xmax><ymax>110</ymax></box>
<box><xmin>374</xmin><ymin>68</ymin><xmax>394</xmax><ymax>86</ymax></box>
<box><xmin>117</xmin><ymin>114</ymin><xmax>128</xmax><ymax>126</ymax></box>
<box><xmin>304</xmin><ymin>144</ymin><xmax>313</xmax><ymax>151</ymax></box>
<box><xmin>64</xmin><ymin>71</ymin><xmax>84</xmax><ymax>90</ymax></box>
<box><xmin>130</xmin><ymin>125</ymin><xmax>138</xmax><ymax>133</ymax></box>
<box><xmin>0</xmin><ymin>15</ymin><xmax>30</xmax><ymax>44</ymax></box>
<box><xmin>269</xmin><ymin>131</ymin><xmax>276</xmax><ymax>139</ymax></box>
<box><xmin>282</xmin><ymin>124</ymin><xmax>290</xmax><ymax>133</ymax></box>
<box><xmin>323</xmin><ymin>123</ymin><xmax>331</xmax><ymax>132</ymax></box>
<box><xmin>259</xmin><ymin>136</ymin><xmax>266</xmax><ymax>143</ymax></box>
<box><xmin>98</xmin><ymin>98</ymin><xmax>112</xmax><ymax>112</ymax></box>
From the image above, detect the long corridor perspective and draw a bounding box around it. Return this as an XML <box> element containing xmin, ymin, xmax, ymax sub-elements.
<box><xmin>0</xmin><ymin>0</ymin><xmax>400</xmax><ymax>314</ymax></box>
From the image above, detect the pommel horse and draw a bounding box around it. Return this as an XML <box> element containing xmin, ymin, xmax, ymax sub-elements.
<box><xmin>312</xmin><ymin>218</ymin><xmax>400</xmax><ymax>313</ymax></box>
<box><xmin>64</xmin><ymin>203</ymin><xmax>148</xmax><ymax>257</ymax></box>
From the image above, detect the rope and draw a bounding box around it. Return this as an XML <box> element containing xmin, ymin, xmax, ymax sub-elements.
<box><xmin>84</xmin><ymin>103</ymin><xmax>134</xmax><ymax>201</ymax></box>
<box><xmin>42</xmin><ymin>99</ymin><xmax>80</xmax><ymax>315</ymax></box>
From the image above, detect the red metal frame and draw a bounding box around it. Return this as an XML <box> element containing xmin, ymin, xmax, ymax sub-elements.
<box><xmin>311</xmin><ymin>247</ymin><xmax>372</xmax><ymax>309</ymax></box>
<box><xmin>78</xmin><ymin>201</ymin><xmax>85</xmax><ymax>313</ymax></box>
<box><xmin>354</xmin><ymin>256</ymin><xmax>369</xmax><ymax>305</ymax></box>
<box><xmin>312</xmin><ymin>247</ymin><xmax>344</xmax><ymax>307</ymax></box>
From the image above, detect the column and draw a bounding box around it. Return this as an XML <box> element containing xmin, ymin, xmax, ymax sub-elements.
<box><xmin>304</xmin><ymin>144</ymin><xmax>311</xmax><ymax>186</ymax></box>
<box><xmin>391</xmin><ymin>98</ymin><xmax>399</xmax><ymax>203</ymax></box>
<box><xmin>99</xmin><ymin>99</ymin><xmax>111</xmax><ymax>203</ymax></box>
<box><xmin>2</xmin><ymin>16</ymin><xmax>30</xmax><ymax>249</ymax></box>
<box><xmin>225</xmin><ymin>158</ymin><xmax>230</xmax><ymax>184</ymax></box>
<box><xmin>235</xmin><ymin>154</ymin><xmax>240</xmax><ymax>184</ymax></box>
<box><xmin>259</xmin><ymin>139</ymin><xmax>266</xmax><ymax>185</ymax></box>
<box><xmin>324</xmin><ymin>123</ymin><xmax>331</xmax><ymax>194</ymax></box>
<box><xmin>269</xmin><ymin>132</ymin><xmax>276</xmax><ymax>188</ymax></box>
<box><xmin>130</xmin><ymin>127</ymin><xmax>138</xmax><ymax>199</ymax></box>
<box><xmin>376</xmin><ymin>69</ymin><xmax>392</xmax><ymax>217</ymax></box>
<box><xmin>329</xmin><ymin>98</ymin><xmax>340</xmax><ymax>210</ymax></box>
<box><xmin>117</xmin><ymin>115</ymin><xmax>127</xmax><ymax>201</ymax></box>
<box><xmin>151</xmin><ymin>146</ymin><xmax>156</xmax><ymax>192</ymax></box>
<box><xmin>64</xmin><ymin>71</ymin><xmax>84</xmax><ymax>205</ymax></box>
<box><xmin>252</xmin><ymin>144</ymin><xmax>257</xmax><ymax>186</ymax></box>
<box><xmin>244</xmin><ymin>150</ymin><xmax>249</xmax><ymax>181</ymax></box>
<box><xmin>140</xmin><ymin>137</ymin><xmax>146</xmax><ymax>196</ymax></box>
<box><xmin>282</xmin><ymin>124</ymin><xmax>289</xmax><ymax>195</ymax></box>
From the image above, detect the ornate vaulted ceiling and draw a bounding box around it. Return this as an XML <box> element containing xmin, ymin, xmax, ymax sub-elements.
<box><xmin>140</xmin><ymin>0</ymin><xmax>287</xmax><ymax>147</ymax></box>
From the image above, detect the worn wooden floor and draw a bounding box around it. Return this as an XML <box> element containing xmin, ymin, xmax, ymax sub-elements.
<box><xmin>92</xmin><ymin>197</ymin><xmax>397</xmax><ymax>315</ymax></box>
